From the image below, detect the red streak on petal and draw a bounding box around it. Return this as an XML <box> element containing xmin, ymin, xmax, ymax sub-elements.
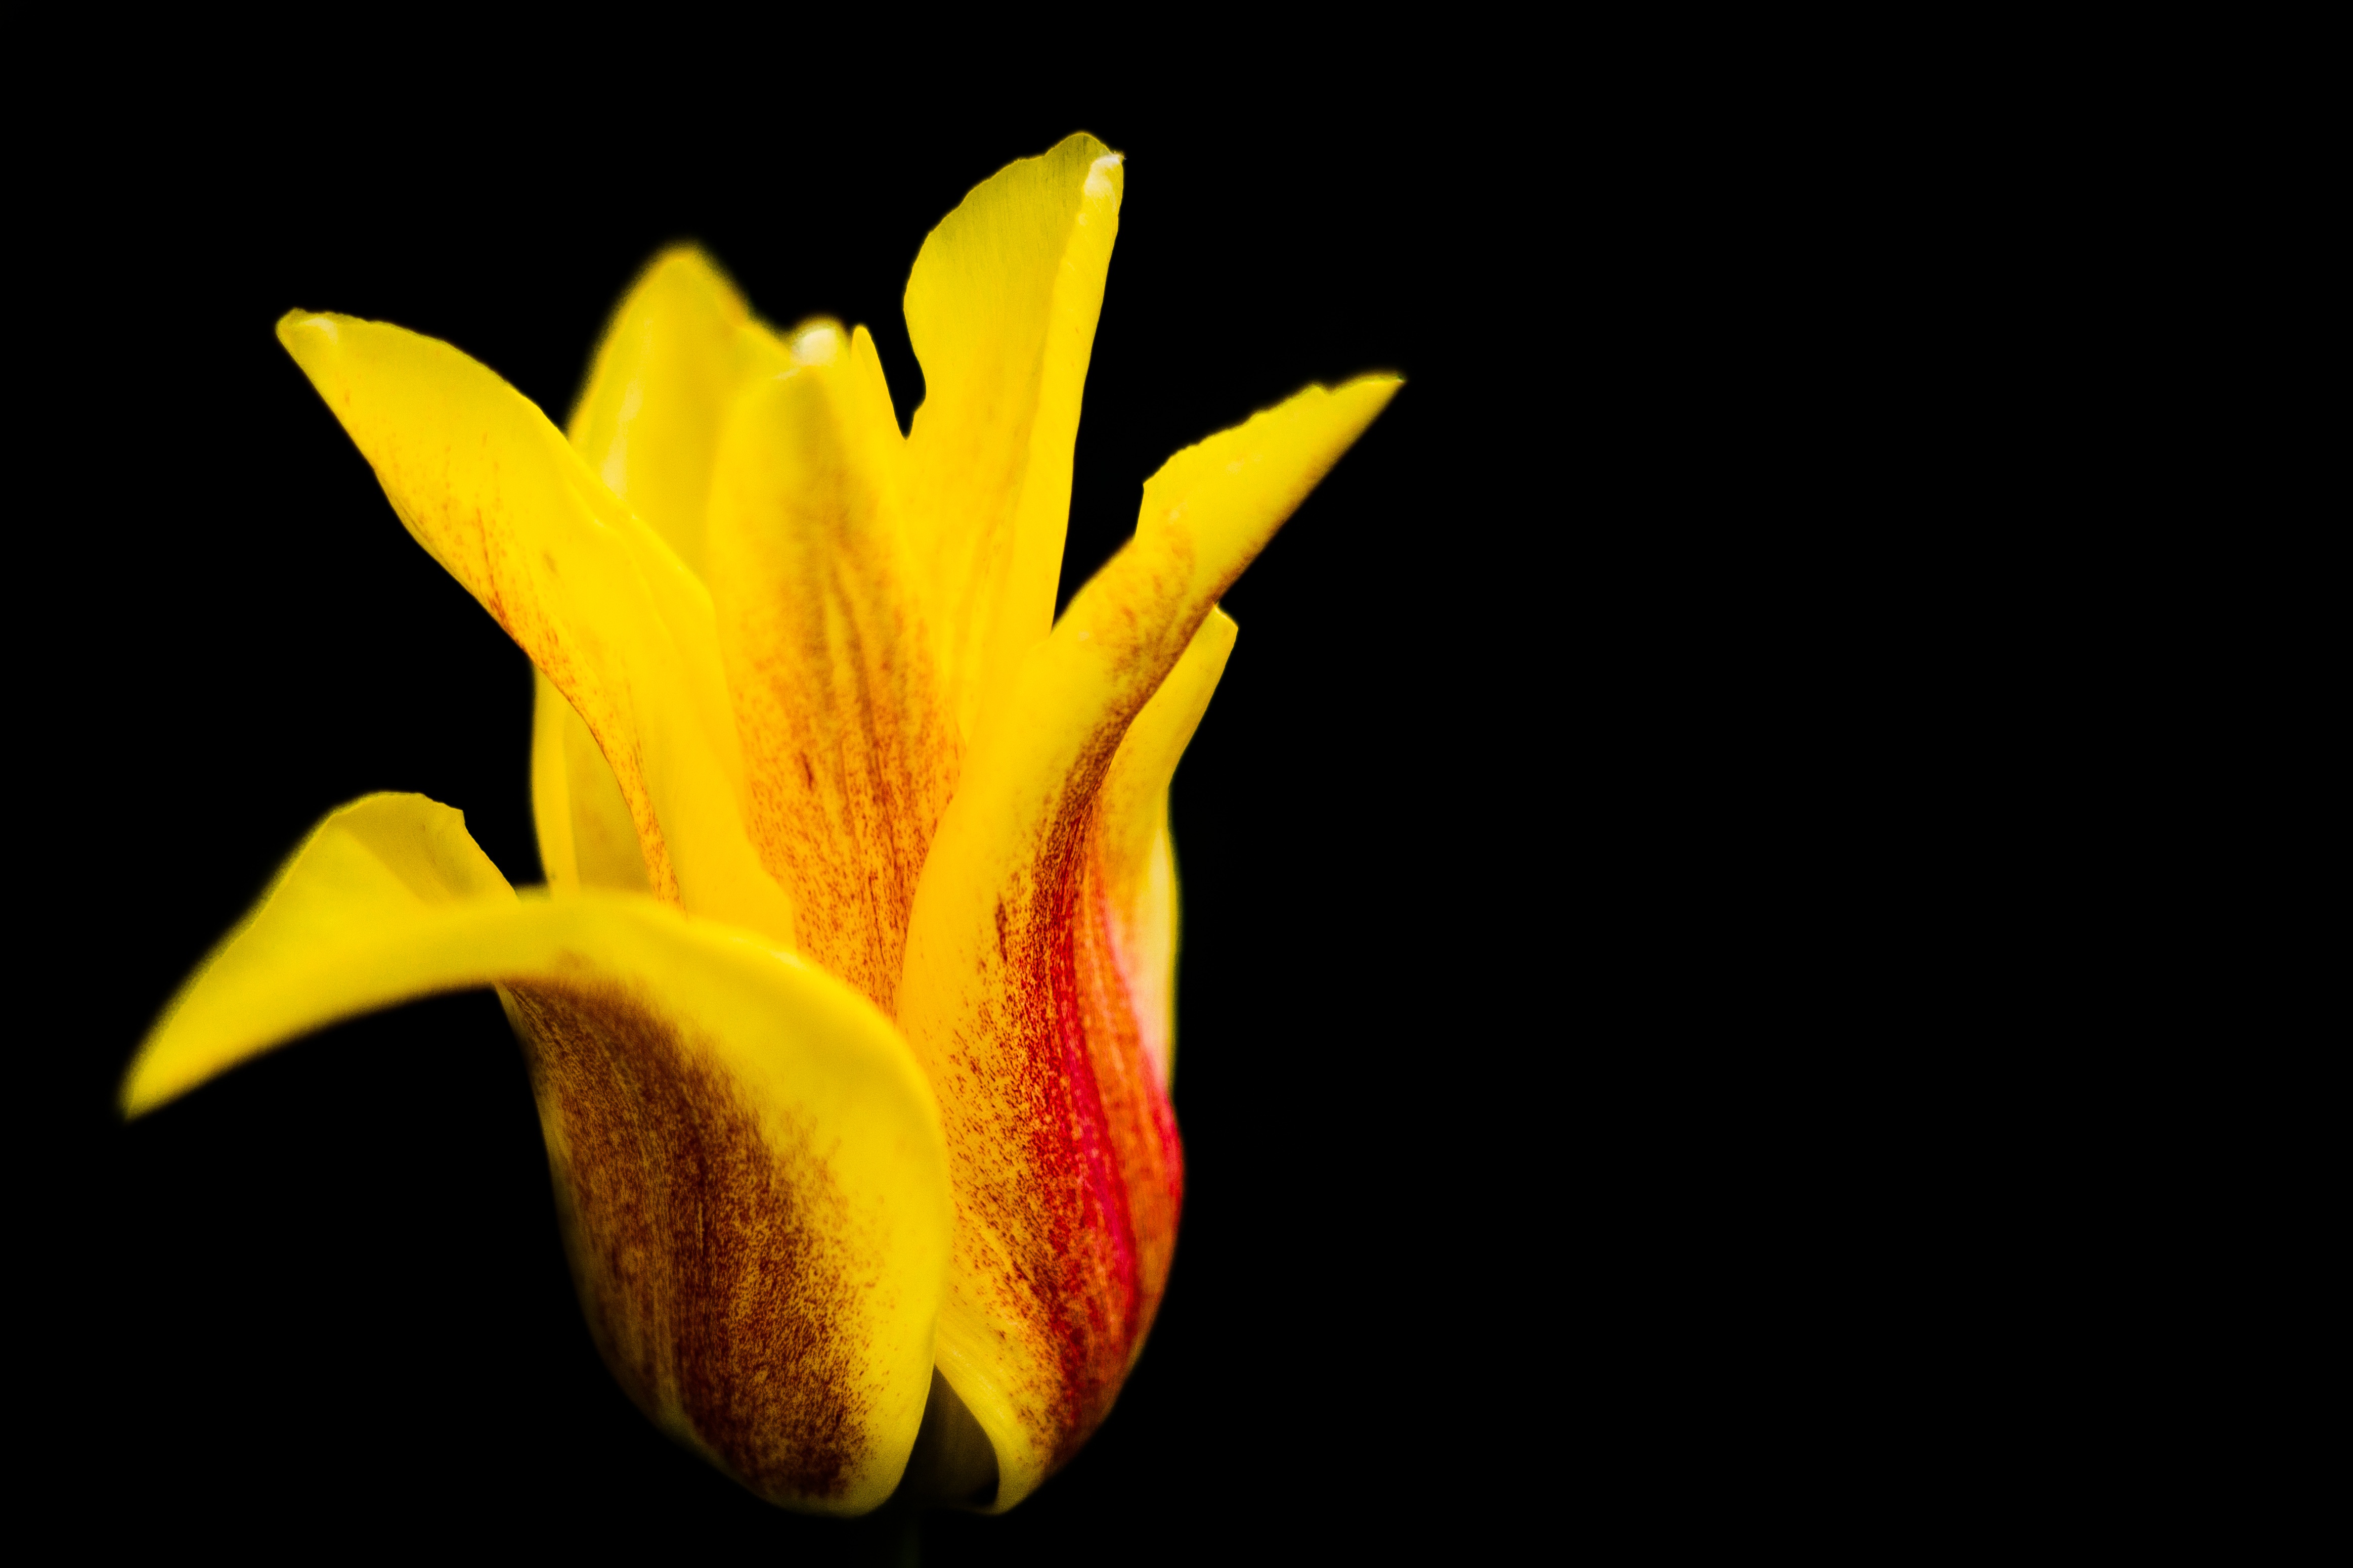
<box><xmin>945</xmin><ymin>745</ymin><xmax>1190</xmax><ymax>1477</ymax></box>
<box><xmin>1010</xmin><ymin>823</ymin><xmax>1187</xmax><ymax>1467</ymax></box>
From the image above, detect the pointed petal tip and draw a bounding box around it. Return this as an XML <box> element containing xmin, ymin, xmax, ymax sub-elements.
<box><xmin>275</xmin><ymin>306</ymin><xmax>330</xmax><ymax>345</ymax></box>
<box><xmin>1086</xmin><ymin>150</ymin><xmax>1123</xmax><ymax>200</ymax></box>
<box><xmin>1311</xmin><ymin>372</ymin><xmax>1404</xmax><ymax>438</ymax></box>
<box><xmin>117</xmin><ymin>1067</ymin><xmax>159</xmax><ymax>1122</ymax></box>
<box><xmin>119</xmin><ymin>1020</ymin><xmax>215</xmax><ymax>1121</ymax></box>
<box><xmin>275</xmin><ymin>309</ymin><xmax>353</xmax><ymax>385</ymax></box>
<box><xmin>787</xmin><ymin>317</ymin><xmax>846</xmax><ymax>366</ymax></box>
<box><xmin>121</xmin><ymin>991</ymin><xmax>211</xmax><ymax>1121</ymax></box>
<box><xmin>637</xmin><ymin>244</ymin><xmax>748</xmax><ymax>305</ymax></box>
<box><xmin>120</xmin><ymin>1057</ymin><xmax>193</xmax><ymax>1120</ymax></box>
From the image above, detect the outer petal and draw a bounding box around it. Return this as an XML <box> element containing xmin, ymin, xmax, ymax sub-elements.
<box><xmin>898</xmin><ymin>377</ymin><xmax>1399</xmax><ymax>1506</ymax></box>
<box><xmin>564</xmin><ymin>246</ymin><xmax>792</xmax><ymax>577</ymax></box>
<box><xmin>903</xmin><ymin>133</ymin><xmax>1123</xmax><ymax>751</ymax></box>
<box><xmin>122</xmin><ymin>794</ymin><xmax>949</xmax><ymax>1515</ymax></box>
<box><xmin>708</xmin><ymin>326</ymin><xmax>958</xmax><ymax>1017</ymax></box>
<box><xmin>278</xmin><ymin>311</ymin><xmax>794</xmax><ymax>947</ymax></box>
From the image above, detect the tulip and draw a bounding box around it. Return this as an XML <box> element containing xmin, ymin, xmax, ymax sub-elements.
<box><xmin>121</xmin><ymin>133</ymin><xmax>1396</xmax><ymax>1516</ymax></box>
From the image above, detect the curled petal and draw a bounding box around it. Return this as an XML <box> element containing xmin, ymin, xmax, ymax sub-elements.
<box><xmin>277</xmin><ymin>311</ymin><xmax>793</xmax><ymax>947</ymax></box>
<box><xmin>898</xmin><ymin>376</ymin><xmax>1398</xmax><ymax>1506</ymax></box>
<box><xmin>122</xmin><ymin>794</ymin><xmax>950</xmax><ymax>1515</ymax></box>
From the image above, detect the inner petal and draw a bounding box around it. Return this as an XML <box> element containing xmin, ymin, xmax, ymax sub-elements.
<box><xmin>708</xmin><ymin>329</ymin><xmax>958</xmax><ymax>1016</ymax></box>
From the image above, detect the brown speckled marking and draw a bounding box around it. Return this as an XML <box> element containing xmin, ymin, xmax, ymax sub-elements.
<box><xmin>502</xmin><ymin>976</ymin><xmax>868</xmax><ymax>1502</ymax></box>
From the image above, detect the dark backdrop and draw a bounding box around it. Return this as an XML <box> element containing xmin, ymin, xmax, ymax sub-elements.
<box><xmin>31</xmin><ymin>85</ymin><xmax>1586</xmax><ymax>1560</ymax></box>
<box><xmin>21</xmin><ymin>33</ymin><xmax>2186</xmax><ymax>1557</ymax></box>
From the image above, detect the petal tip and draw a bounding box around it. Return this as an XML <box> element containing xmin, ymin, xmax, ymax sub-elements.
<box><xmin>647</xmin><ymin>241</ymin><xmax>713</xmax><ymax>271</ymax></box>
<box><xmin>275</xmin><ymin>309</ymin><xmax>345</xmax><ymax>379</ymax></box>
<box><xmin>1328</xmin><ymin>372</ymin><xmax>1404</xmax><ymax>426</ymax></box>
<box><xmin>118</xmin><ymin>1031</ymin><xmax>196</xmax><ymax>1121</ymax></box>
<box><xmin>116</xmin><ymin>1067</ymin><xmax>154</xmax><ymax>1122</ymax></box>
<box><xmin>275</xmin><ymin>307</ymin><xmax>330</xmax><ymax>342</ymax></box>
<box><xmin>640</xmin><ymin>245</ymin><xmax>750</xmax><ymax>320</ymax></box>
<box><xmin>1085</xmin><ymin>151</ymin><xmax>1123</xmax><ymax>201</ymax></box>
<box><xmin>788</xmin><ymin>318</ymin><xmax>845</xmax><ymax>366</ymax></box>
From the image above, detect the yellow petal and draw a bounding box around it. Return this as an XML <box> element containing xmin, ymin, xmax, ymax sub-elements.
<box><xmin>707</xmin><ymin>325</ymin><xmax>958</xmax><ymax>1016</ymax></box>
<box><xmin>122</xmin><ymin>794</ymin><xmax>949</xmax><ymax>1516</ymax></box>
<box><xmin>564</xmin><ymin>247</ymin><xmax>792</xmax><ymax>577</ymax></box>
<box><xmin>897</xmin><ymin>375</ymin><xmax>1399</xmax><ymax>1507</ymax></box>
<box><xmin>1091</xmin><ymin>607</ymin><xmax>1236</xmax><ymax>1090</ymax></box>
<box><xmin>902</xmin><ymin>132</ymin><xmax>1123</xmax><ymax>752</ymax></box>
<box><xmin>531</xmin><ymin>667</ymin><xmax>653</xmax><ymax>895</ymax></box>
<box><xmin>277</xmin><ymin>310</ymin><xmax>794</xmax><ymax>947</ymax></box>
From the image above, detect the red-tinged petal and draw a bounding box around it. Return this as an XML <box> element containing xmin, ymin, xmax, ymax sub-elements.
<box><xmin>898</xmin><ymin>378</ymin><xmax>1398</xmax><ymax>1507</ymax></box>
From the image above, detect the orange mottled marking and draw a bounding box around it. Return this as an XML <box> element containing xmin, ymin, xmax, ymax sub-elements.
<box><xmin>719</xmin><ymin>559</ymin><xmax>956</xmax><ymax>1016</ymax></box>
<box><xmin>708</xmin><ymin>347</ymin><xmax>960</xmax><ymax>1016</ymax></box>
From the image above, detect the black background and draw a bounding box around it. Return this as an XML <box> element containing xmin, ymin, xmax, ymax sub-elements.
<box><xmin>30</xmin><ymin>79</ymin><xmax>1592</xmax><ymax>1560</ymax></box>
<box><xmin>19</xmin><ymin>28</ymin><xmax>2276</xmax><ymax>1560</ymax></box>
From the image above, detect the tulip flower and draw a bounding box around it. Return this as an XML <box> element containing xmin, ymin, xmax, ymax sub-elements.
<box><xmin>121</xmin><ymin>133</ymin><xmax>1396</xmax><ymax>1516</ymax></box>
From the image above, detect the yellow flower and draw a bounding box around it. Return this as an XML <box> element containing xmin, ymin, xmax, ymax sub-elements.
<box><xmin>120</xmin><ymin>133</ymin><xmax>1395</xmax><ymax>1515</ymax></box>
